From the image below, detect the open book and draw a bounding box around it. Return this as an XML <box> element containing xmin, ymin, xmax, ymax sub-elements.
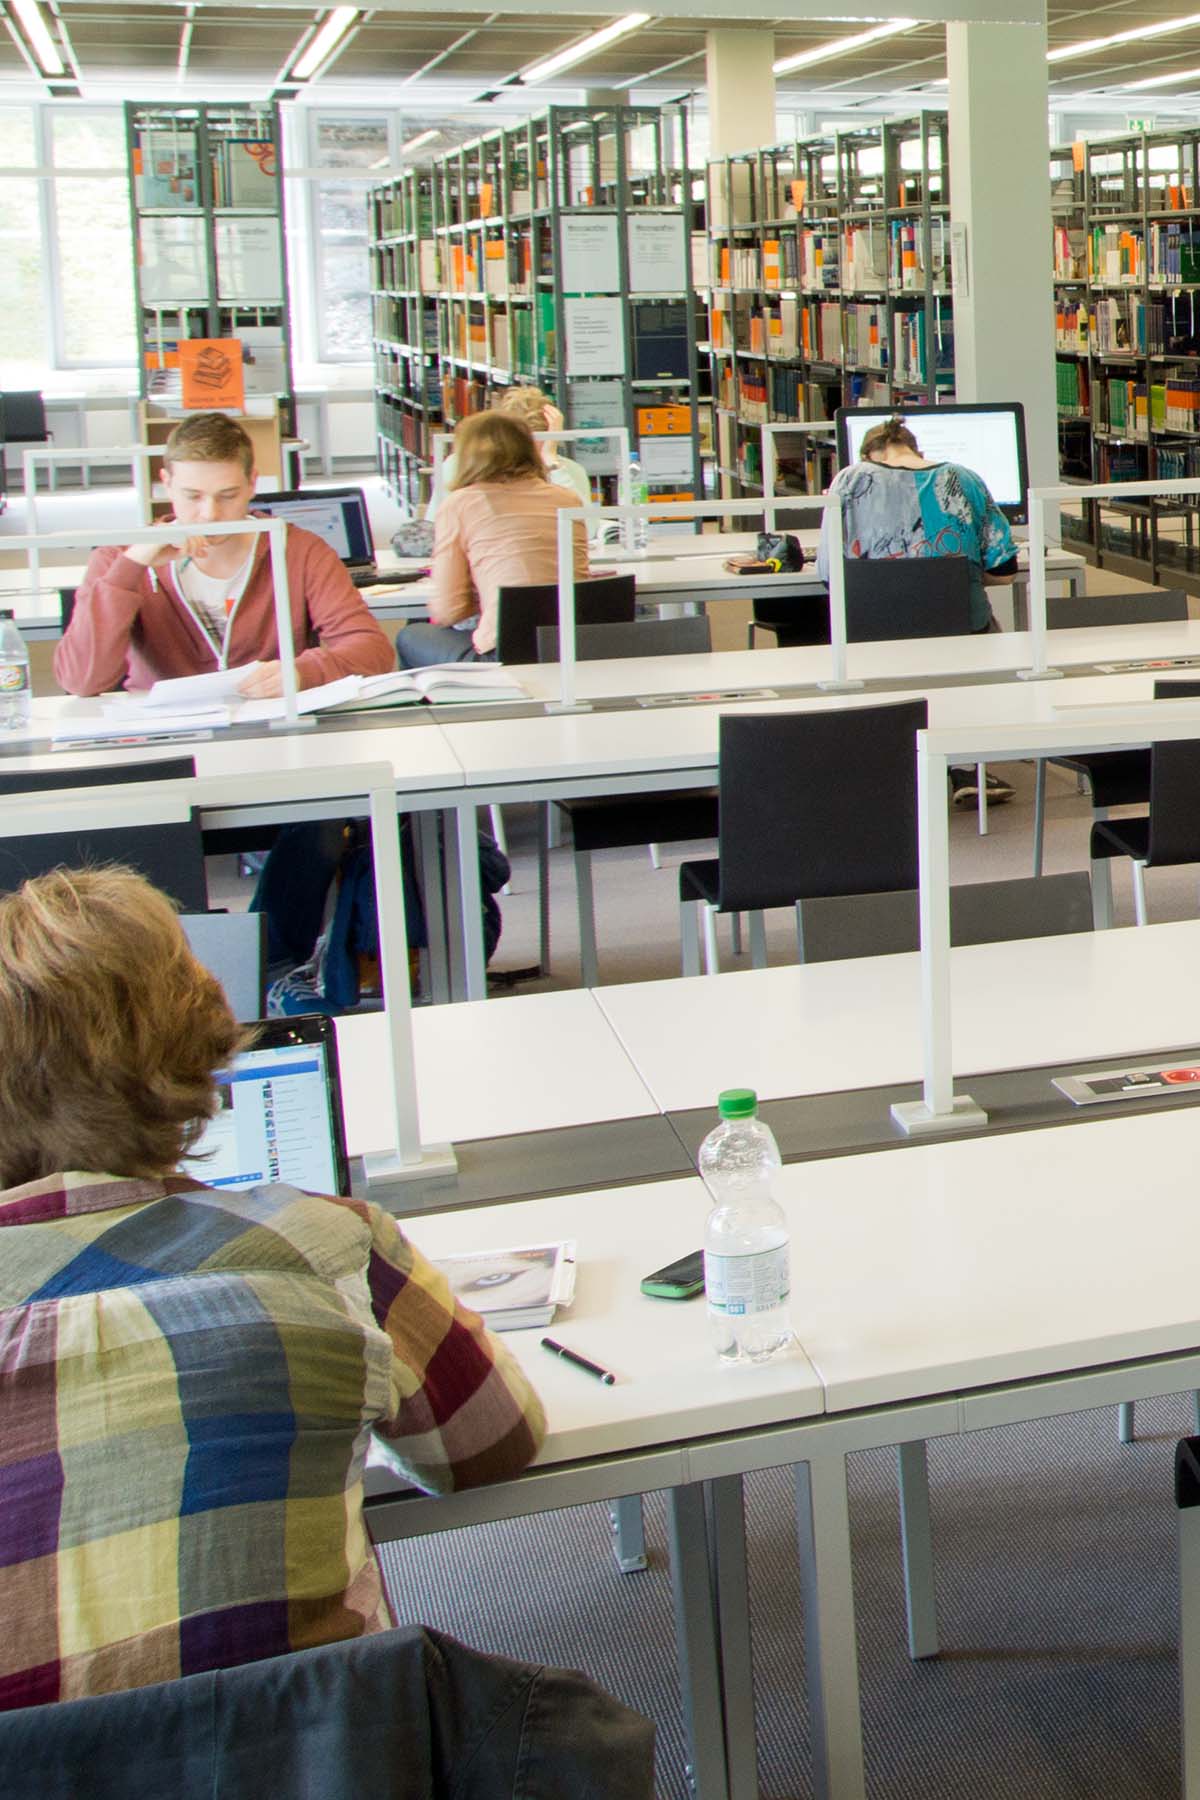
<box><xmin>429</xmin><ymin>1240</ymin><xmax>576</xmax><ymax>1332</ymax></box>
<box><xmin>293</xmin><ymin>664</ymin><xmax>527</xmax><ymax>713</ymax></box>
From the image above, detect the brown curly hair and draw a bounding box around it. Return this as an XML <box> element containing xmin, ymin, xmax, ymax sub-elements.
<box><xmin>0</xmin><ymin>866</ymin><xmax>250</xmax><ymax>1187</ymax></box>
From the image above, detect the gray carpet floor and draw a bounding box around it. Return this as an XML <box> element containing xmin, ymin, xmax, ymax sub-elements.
<box><xmin>377</xmin><ymin>1390</ymin><xmax>1194</xmax><ymax>1799</ymax></box>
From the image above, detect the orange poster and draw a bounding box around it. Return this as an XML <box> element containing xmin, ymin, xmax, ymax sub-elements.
<box><xmin>179</xmin><ymin>338</ymin><xmax>245</xmax><ymax>412</ymax></box>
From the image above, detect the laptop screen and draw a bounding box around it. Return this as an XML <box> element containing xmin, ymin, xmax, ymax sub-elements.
<box><xmin>189</xmin><ymin>1019</ymin><xmax>350</xmax><ymax>1197</ymax></box>
<box><xmin>253</xmin><ymin>488</ymin><xmax>374</xmax><ymax>567</ymax></box>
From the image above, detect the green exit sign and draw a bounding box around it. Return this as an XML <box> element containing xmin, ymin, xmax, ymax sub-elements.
<box><xmin>1127</xmin><ymin>117</ymin><xmax>1157</xmax><ymax>132</ymax></box>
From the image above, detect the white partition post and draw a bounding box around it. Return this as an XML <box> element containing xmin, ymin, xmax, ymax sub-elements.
<box><xmin>816</xmin><ymin>488</ymin><xmax>863</xmax><ymax>694</ymax></box>
<box><xmin>3</xmin><ymin>516</ymin><xmax>307</xmax><ymax>732</ymax></box>
<box><xmin>1021</xmin><ymin>474</ymin><xmax>1200</xmax><ymax>680</ymax></box>
<box><xmin>551</xmin><ymin>505</ymin><xmax>582</xmax><ymax>714</ymax></box>
<box><xmin>761</xmin><ymin>420</ymin><xmax>837</xmax><ymax>536</ymax></box>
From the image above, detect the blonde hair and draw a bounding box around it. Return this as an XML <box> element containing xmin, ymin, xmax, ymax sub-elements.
<box><xmin>496</xmin><ymin>386</ymin><xmax>553</xmax><ymax>431</ymax></box>
<box><xmin>449</xmin><ymin>412</ymin><xmax>547</xmax><ymax>489</ymax></box>
<box><xmin>0</xmin><ymin>866</ymin><xmax>249</xmax><ymax>1187</ymax></box>
<box><xmin>163</xmin><ymin>411</ymin><xmax>255</xmax><ymax>477</ymax></box>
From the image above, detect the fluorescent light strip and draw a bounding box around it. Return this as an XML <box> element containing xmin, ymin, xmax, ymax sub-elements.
<box><xmin>1048</xmin><ymin>10</ymin><xmax>1200</xmax><ymax>65</ymax></box>
<box><xmin>290</xmin><ymin>5</ymin><xmax>357</xmax><ymax>81</ymax></box>
<box><xmin>521</xmin><ymin>13</ymin><xmax>650</xmax><ymax>86</ymax></box>
<box><xmin>773</xmin><ymin>19</ymin><xmax>915</xmax><ymax>78</ymax></box>
<box><xmin>401</xmin><ymin>128</ymin><xmax>441</xmax><ymax>154</ymax></box>
<box><xmin>1124</xmin><ymin>62</ymin><xmax>1200</xmax><ymax>90</ymax></box>
<box><xmin>12</xmin><ymin>0</ymin><xmax>64</xmax><ymax>76</ymax></box>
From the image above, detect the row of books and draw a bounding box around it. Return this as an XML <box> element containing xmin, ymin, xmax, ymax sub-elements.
<box><xmin>801</xmin><ymin>299</ymin><xmax>842</xmax><ymax>364</ymax></box>
<box><xmin>1092</xmin><ymin>296</ymin><xmax>1164</xmax><ymax>356</ymax></box>
<box><xmin>1095</xmin><ymin>376</ymin><xmax>1200</xmax><ymax>435</ymax></box>
<box><xmin>1089</xmin><ymin>224</ymin><xmax>1143</xmax><ymax>286</ymax></box>
<box><xmin>1053</xmin><ymin>224</ymin><xmax>1087</xmax><ymax>282</ymax></box>
<box><xmin>893</xmin><ymin>310</ymin><xmax>954</xmax><ymax>385</ymax></box>
<box><xmin>1155</xmin><ymin>442</ymin><xmax>1200</xmax><ymax>478</ymax></box>
<box><xmin>1055</xmin><ymin>300</ymin><xmax>1089</xmax><ymax>352</ymax></box>
<box><xmin>1056</xmin><ymin>359</ymin><xmax>1090</xmax><ymax>417</ymax></box>
<box><xmin>511</xmin><ymin>295</ymin><xmax>556</xmax><ymax>377</ymax></box>
<box><xmin>1148</xmin><ymin>222</ymin><xmax>1200</xmax><ymax>285</ymax></box>
<box><xmin>799</xmin><ymin>230</ymin><xmax>840</xmax><ymax>292</ymax></box>
<box><xmin>1098</xmin><ymin>378</ymin><xmax>1148</xmax><ymax>440</ymax></box>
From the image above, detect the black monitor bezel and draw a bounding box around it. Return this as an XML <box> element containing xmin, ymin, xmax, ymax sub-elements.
<box><xmin>833</xmin><ymin>401</ymin><xmax>1030</xmax><ymax>525</ymax></box>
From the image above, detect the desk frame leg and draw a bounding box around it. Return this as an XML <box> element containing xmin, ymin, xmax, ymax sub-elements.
<box><xmin>608</xmin><ymin>1495</ymin><xmax>648</xmax><ymax>1573</ymax></box>
<box><xmin>454</xmin><ymin>801</ymin><xmax>487</xmax><ymax>1002</ymax></box>
<box><xmin>1182</xmin><ymin>1503</ymin><xmax>1200</xmax><ymax>1799</ymax></box>
<box><xmin>896</xmin><ymin>1440</ymin><xmax>939</xmax><ymax>1659</ymax></box>
<box><xmin>666</xmin><ymin>1485</ymin><xmax>731</xmax><ymax>1800</ymax></box>
<box><xmin>415</xmin><ymin>811</ymin><xmax>450</xmax><ymax>1005</ymax></box>
<box><xmin>706</xmin><ymin>1475</ymin><xmax>760</xmax><ymax>1800</ymax></box>
<box><xmin>794</xmin><ymin>1456</ymin><xmax>867</xmax><ymax>1800</ymax></box>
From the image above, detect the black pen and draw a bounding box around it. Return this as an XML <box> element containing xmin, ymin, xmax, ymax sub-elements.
<box><xmin>540</xmin><ymin>1336</ymin><xmax>616</xmax><ymax>1386</ymax></box>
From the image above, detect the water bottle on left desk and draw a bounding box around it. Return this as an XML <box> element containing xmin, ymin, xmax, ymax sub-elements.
<box><xmin>0</xmin><ymin>611</ymin><xmax>31</xmax><ymax>730</ymax></box>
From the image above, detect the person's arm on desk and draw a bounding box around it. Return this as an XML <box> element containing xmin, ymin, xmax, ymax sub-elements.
<box><xmin>53</xmin><ymin>543</ymin><xmax>167</xmax><ymax>696</ymax></box>
<box><xmin>354</xmin><ymin>1199</ymin><xmax>547</xmax><ymax>1493</ymax></box>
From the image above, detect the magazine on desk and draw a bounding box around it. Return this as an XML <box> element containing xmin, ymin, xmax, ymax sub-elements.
<box><xmin>430</xmin><ymin>1239</ymin><xmax>577</xmax><ymax>1331</ymax></box>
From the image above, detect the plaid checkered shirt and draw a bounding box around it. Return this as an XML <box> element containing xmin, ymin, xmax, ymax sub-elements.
<box><xmin>0</xmin><ymin>1171</ymin><xmax>546</xmax><ymax>1710</ymax></box>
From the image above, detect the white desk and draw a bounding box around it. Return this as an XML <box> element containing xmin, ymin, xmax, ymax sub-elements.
<box><xmin>334</xmin><ymin>990</ymin><xmax>657</xmax><ymax>1152</ymax></box>
<box><xmin>592</xmin><ymin>920</ymin><xmax>1200</xmax><ymax>1113</ymax></box>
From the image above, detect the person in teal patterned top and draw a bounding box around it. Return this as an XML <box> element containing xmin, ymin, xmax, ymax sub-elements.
<box><xmin>817</xmin><ymin>415</ymin><xmax>1018</xmax><ymax>633</ymax></box>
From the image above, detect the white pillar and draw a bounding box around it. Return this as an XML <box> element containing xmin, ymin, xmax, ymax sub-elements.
<box><xmin>705</xmin><ymin>30</ymin><xmax>777</xmax><ymax>155</ymax></box>
<box><xmin>947</xmin><ymin>22</ymin><xmax>1058</xmax><ymax>490</ymax></box>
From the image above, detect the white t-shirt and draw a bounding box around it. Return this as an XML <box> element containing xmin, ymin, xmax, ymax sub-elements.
<box><xmin>174</xmin><ymin>551</ymin><xmax>254</xmax><ymax>661</ymax></box>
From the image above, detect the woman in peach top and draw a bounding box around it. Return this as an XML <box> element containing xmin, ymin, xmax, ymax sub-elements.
<box><xmin>397</xmin><ymin>412</ymin><xmax>589</xmax><ymax>668</ymax></box>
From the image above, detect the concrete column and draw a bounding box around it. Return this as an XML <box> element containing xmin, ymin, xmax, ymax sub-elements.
<box><xmin>705</xmin><ymin>29</ymin><xmax>777</xmax><ymax>155</ymax></box>
<box><xmin>947</xmin><ymin>21</ymin><xmax>1057</xmax><ymax>489</ymax></box>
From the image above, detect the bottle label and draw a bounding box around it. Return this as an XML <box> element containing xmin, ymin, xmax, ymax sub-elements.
<box><xmin>704</xmin><ymin>1245</ymin><xmax>790</xmax><ymax>1317</ymax></box>
<box><xmin>0</xmin><ymin>663</ymin><xmax>27</xmax><ymax>694</ymax></box>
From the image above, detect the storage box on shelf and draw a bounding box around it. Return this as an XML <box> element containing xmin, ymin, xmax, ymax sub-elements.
<box><xmin>368</xmin><ymin>105</ymin><xmax>701</xmax><ymax>520</ymax></box>
<box><xmin>127</xmin><ymin>98</ymin><xmax>293</xmax><ymax>509</ymax></box>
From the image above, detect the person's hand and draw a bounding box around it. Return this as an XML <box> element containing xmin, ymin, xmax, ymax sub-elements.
<box><xmin>123</xmin><ymin>528</ymin><xmax>214</xmax><ymax>569</ymax></box>
<box><xmin>236</xmin><ymin>660</ymin><xmax>292</xmax><ymax>699</ymax></box>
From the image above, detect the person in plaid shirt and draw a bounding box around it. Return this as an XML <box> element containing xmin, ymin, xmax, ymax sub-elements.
<box><xmin>0</xmin><ymin>867</ymin><xmax>546</xmax><ymax>1711</ymax></box>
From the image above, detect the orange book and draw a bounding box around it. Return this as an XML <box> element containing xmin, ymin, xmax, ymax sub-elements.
<box><xmin>790</xmin><ymin>178</ymin><xmax>807</xmax><ymax>210</ymax></box>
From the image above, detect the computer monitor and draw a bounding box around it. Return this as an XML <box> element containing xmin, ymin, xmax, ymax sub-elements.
<box><xmin>834</xmin><ymin>402</ymin><xmax>1030</xmax><ymax>524</ymax></box>
<box><xmin>253</xmin><ymin>486</ymin><xmax>375</xmax><ymax>571</ymax></box>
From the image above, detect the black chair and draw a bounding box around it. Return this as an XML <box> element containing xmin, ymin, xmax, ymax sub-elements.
<box><xmin>534</xmin><ymin>615</ymin><xmax>711</xmax><ymax>661</ymax></box>
<box><xmin>1090</xmin><ymin>734</ymin><xmax>1200</xmax><ymax>927</ymax></box>
<box><xmin>794</xmin><ymin>872</ymin><xmax>1094</xmax><ymax>963</ymax></box>
<box><xmin>0</xmin><ymin>756</ymin><xmax>207</xmax><ymax>911</ymax></box>
<box><xmin>678</xmin><ymin>699</ymin><xmax>926</xmax><ymax>975</ymax></box>
<box><xmin>534</xmin><ymin>615</ymin><xmax>719</xmax><ymax>985</ymax></box>
<box><xmin>1033</xmin><ymin>588</ymin><xmax>1189</xmax><ymax>882</ymax></box>
<box><xmin>495</xmin><ymin>574</ymin><xmax>636</xmax><ymax>665</ymax></box>
<box><xmin>748</xmin><ymin>556</ymin><xmax>973</xmax><ymax>649</ymax></box>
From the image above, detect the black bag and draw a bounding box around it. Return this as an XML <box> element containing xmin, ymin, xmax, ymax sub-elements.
<box><xmin>755</xmin><ymin>531</ymin><xmax>805</xmax><ymax>572</ymax></box>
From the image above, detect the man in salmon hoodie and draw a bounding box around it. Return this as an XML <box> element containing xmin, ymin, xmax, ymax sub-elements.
<box><xmin>55</xmin><ymin>412</ymin><xmax>394</xmax><ymax>699</ymax></box>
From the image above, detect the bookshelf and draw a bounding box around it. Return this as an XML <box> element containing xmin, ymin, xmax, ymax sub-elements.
<box><xmin>126</xmin><ymin>100</ymin><xmax>294</xmax><ymax>497</ymax></box>
<box><xmin>706</xmin><ymin>115</ymin><xmax>953</xmax><ymax>515</ymax></box>
<box><xmin>368</xmin><ymin>104</ymin><xmax>702</xmax><ymax>517</ymax></box>
<box><xmin>1052</xmin><ymin>126</ymin><xmax>1200</xmax><ymax>587</ymax></box>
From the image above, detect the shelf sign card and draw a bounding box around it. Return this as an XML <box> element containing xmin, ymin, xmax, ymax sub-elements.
<box><xmin>180</xmin><ymin>338</ymin><xmax>246</xmax><ymax>412</ymax></box>
<box><xmin>626</xmin><ymin>213</ymin><xmax>686</xmax><ymax>292</ymax></box>
<box><xmin>564</xmin><ymin>297</ymin><xmax>626</xmax><ymax>377</ymax></box>
<box><xmin>559</xmin><ymin>213</ymin><xmax>619</xmax><ymax>293</ymax></box>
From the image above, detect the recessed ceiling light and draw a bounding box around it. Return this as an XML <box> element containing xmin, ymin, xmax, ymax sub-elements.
<box><xmin>289</xmin><ymin>6</ymin><xmax>358</xmax><ymax>82</ymax></box>
<box><xmin>521</xmin><ymin>14</ymin><xmax>650</xmax><ymax>87</ymax></box>
<box><xmin>1123</xmin><ymin>62</ymin><xmax>1200</xmax><ymax>90</ymax></box>
<box><xmin>1048</xmin><ymin>10</ymin><xmax>1200</xmax><ymax>64</ymax></box>
<box><xmin>773</xmin><ymin>20</ymin><xmax>915</xmax><ymax>78</ymax></box>
<box><xmin>11</xmin><ymin>0</ymin><xmax>65</xmax><ymax>76</ymax></box>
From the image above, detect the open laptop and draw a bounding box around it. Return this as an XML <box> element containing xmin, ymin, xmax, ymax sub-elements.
<box><xmin>253</xmin><ymin>486</ymin><xmax>380</xmax><ymax>587</ymax></box>
<box><xmin>186</xmin><ymin>1015</ymin><xmax>352</xmax><ymax>1197</ymax></box>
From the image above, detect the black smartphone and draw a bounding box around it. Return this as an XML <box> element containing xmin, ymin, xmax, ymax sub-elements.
<box><xmin>640</xmin><ymin>1249</ymin><xmax>705</xmax><ymax>1300</ymax></box>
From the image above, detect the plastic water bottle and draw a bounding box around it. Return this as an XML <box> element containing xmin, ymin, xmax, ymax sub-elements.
<box><xmin>700</xmin><ymin>1089</ymin><xmax>794</xmax><ymax>1365</ymax></box>
<box><xmin>0</xmin><ymin>611</ymin><xmax>31</xmax><ymax>730</ymax></box>
<box><xmin>627</xmin><ymin>456</ymin><xmax>649</xmax><ymax>554</ymax></box>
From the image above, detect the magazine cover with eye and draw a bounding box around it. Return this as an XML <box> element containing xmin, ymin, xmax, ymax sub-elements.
<box><xmin>430</xmin><ymin>1241</ymin><xmax>577</xmax><ymax>1330</ymax></box>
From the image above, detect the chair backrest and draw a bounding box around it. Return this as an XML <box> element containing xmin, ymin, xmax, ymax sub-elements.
<box><xmin>180</xmin><ymin>911</ymin><xmax>267</xmax><ymax>1021</ymax></box>
<box><xmin>713</xmin><ymin>698</ymin><xmax>927</xmax><ymax>914</ymax></box>
<box><xmin>534</xmin><ymin>615</ymin><xmax>711</xmax><ymax>662</ymax></box>
<box><xmin>1147</xmin><ymin>738</ymin><xmax>1200</xmax><ymax>864</ymax></box>
<box><xmin>495</xmin><ymin>574</ymin><xmax>637</xmax><ymax>665</ymax></box>
<box><xmin>0</xmin><ymin>756</ymin><xmax>207</xmax><ymax>911</ymax></box>
<box><xmin>843</xmin><ymin>557</ymin><xmax>974</xmax><ymax>642</ymax></box>
<box><xmin>1</xmin><ymin>390</ymin><xmax>48</xmax><ymax>443</ymax></box>
<box><xmin>796</xmin><ymin>872</ymin><xmax>1094</xmax><ymax>962</ymax></box>
<box><xmin>1047</xmin><ymin>587</ymin><xmax>1188</xmax><ymax>629</ymax></box>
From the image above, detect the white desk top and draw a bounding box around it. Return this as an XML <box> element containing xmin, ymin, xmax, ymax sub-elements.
<box><xmin>334</xmin><ymin>991</ymin><xmax>657</xmax><ymax>1151</ymax></box>
<box><xmin>405</xmin><ymin>1176</ymin><xmax>824</xmax><ymax>1465</ymax></box>
<box><xmin>593</xmin><ymin>920</ymin><xmax>1200</xmax><ymax>1113</ymax></box>
<box><xmin>782</xmin><ymin>1105</ymin><xmax>1200</xmax><ymax>1412</ymax></box>
<box><xmin>510</xmin><ymin>619</ymin><xmax>1200</xmax><ymax>705</ymax></box>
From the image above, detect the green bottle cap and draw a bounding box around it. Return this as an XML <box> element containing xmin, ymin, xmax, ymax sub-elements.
<box><xmin>717</xmin><ymin>1088</ymin><xmax>758</xmax><ymax>1120</ymax></box>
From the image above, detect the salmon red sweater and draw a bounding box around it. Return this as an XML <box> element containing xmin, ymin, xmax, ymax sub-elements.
<box><xmin>55</xmin><ymin>523</ymin><xmax>395</xmax><ymax>695</ymax></box>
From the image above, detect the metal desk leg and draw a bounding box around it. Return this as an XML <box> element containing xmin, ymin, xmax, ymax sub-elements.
<box><xmin>666</xmin><ymin>1485</ymin><xmax>731</xmax><ymax>1800</ymax></box>
<box><xmin>454</xmin><ymin>801</ymin><xmax>487</xmax><ymax>1001</ymax></box>
<box><xmin>706</xmin><ymin>1476</ymin><xmax>760</xmax><ymax>1800</ymax></box>
<box><xmin>415</xmin><ymin>811</ymin><xmax>450</xmax><ymax>1005</ymax></box>
<box><xmin>608</xmin><ymin>1495</ymin><xmax>648</xmax><ymax>1573</ymax></box>
<box><xmin>1178</xmin><ymin>1439</ymin><xmax>1200</xmax><ymax>1800</ymax></box>
<box><xmin>794</xmin><ymin>1457</ymin><xmax>867</xmax><ymax>1800</ymax></box>
<box><xmin>896</xmin><ymin>1440</ymin><xmax>939</xmax><ymax>1659</ymax></box>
